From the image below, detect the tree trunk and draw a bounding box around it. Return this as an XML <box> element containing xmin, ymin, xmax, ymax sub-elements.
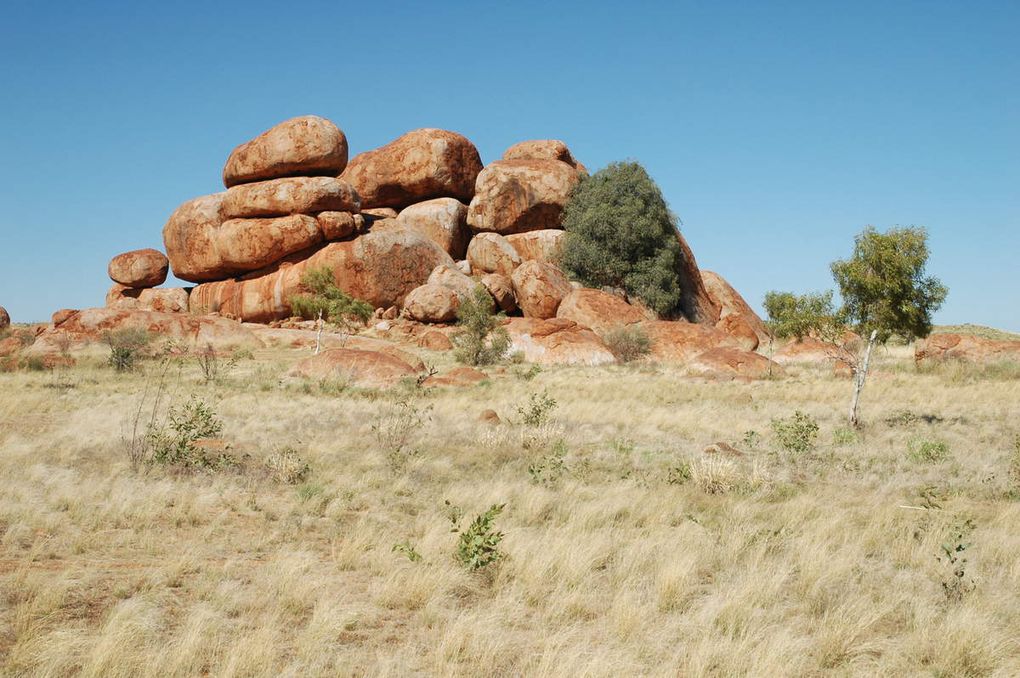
<box><xmin>314</xmin><ymin>311</ymin><xmax>323</xmax><ymax>356</ymax></box>
<box><xmin>849</xmin><ymin>329</ymin><xmax>879</xmax><ymax>427</ymax></box>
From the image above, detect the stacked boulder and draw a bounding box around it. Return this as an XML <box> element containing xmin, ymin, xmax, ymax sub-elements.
<box><xmin>90</xmin><ymin>114</ymin><xmax>773</xmax><ymax>375</ymax></box>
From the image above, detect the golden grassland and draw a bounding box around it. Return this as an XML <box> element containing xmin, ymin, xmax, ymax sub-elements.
<box><xmin>1</xmin><ymin>340</ymin><xmax>1019</xmax><ymax>677</ymax></box>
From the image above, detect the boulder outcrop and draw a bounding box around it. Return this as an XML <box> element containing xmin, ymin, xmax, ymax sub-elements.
<box><xmin>674</xmin><ymin>230</ymin><xmax>720</xmax><ymax>324</ymax></box>
<box><xmin>915</xmin><ymin>333</ymin><xmax>1020</xmax><ymax>364</ymax></box>
<box><xmin>108</xmin><ymin>249</ymin><xmax>169</xmax><ymax>288</ymax></box>
<box><xmin>641</xmin><ymin>320</ymin><xmax>743</xmax><ymax>363</ymax></box>
<box><xmin>222</xmin><ymin>176</ymin><xmax>360</xmax><ymax>219</ymax></box>
<box><xmin>340</xmin><ymin>129</ymin><xmax>482</xmax><ymax>209</ymax></box>
<box><xmin>466</xmin><ymin>232</ymin><xmax>521</xmax><ymax>276</ymax></box>
<box><xmin>502</xmin><ymin>140</ymin><xmax>583</xmax><ymax>170</ymax></box>
<box><xmin>480</xmin><ymin>274</ymin><xmax>516</xmax><ymax>313</ymax></box>
<box><xmin>467</xmin><ymin>159</ymin><xmax>581</xmax><ymax>235</ymax></box>
<box><xmin>702</xmin><ymin>270</ymin><xmax>770</xmax><ymax>349</ymax></box>
<box><xmin>511</xmin><ymin>260</ymin><xmax>573</xmax><ymax>319</ymax></box>
<box><xmin>396</xmin><ymin>198</ymin><xmax>470</xmax><ymax>259</ymax></box>
<box><xmin>0</xmin><ymin>306</ymin><xmax>9</xmax><ymax>330</ymax></box>
<box><xmin>689</xmin><ymin>347</ymin><xmax>778</xmax><ymax>380</ymax></box>
<box><xmin>555</xmin><ymin>289</ymin><xmax>651</xmax><ymax>335</ymax></box>
<box><xmin>223</xmin><ymin>116</ymin><xmax>348</xmax><ymax>187</ymax></box>
<box><xmin>505</xmin><ymin>229</ymin><xmax>566</xmax><ymax>263</ymax></box>
<box><xmin>427</xmin><ymin>264</ymin><xmax>476</xmax><ymax>300</ymax></box>
<box><xmin>402</xmin><ymin>283</ymin><xmax>460</xmax><ymax>323</ymax></box>
<box><xmin>504</xmin><ymin>317</ymin><xmax>616</xmax><ymax>365</ymax></box>
<box><xmin>288</xmin><ymin>348</ymin><xmax>421</xmax><ymax>388</ymax></box>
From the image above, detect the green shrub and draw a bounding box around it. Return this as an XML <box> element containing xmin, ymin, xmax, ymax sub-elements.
<box><xmin>289</xmin><ymin>266</ymin><xmax>373</xmax><ymax>330</ymax></box>
<box><xmin>517</xmin><ymin>390</ymin><xmax>557</xmax><ymax>427</ymax></box>
<box><xmin>907</xmin><ymin>438</ymin><xmax>950</xmax><ymax>464</ymax></box>
<box><xmin>451</xmin><ymin>503</ymin><xmax>506</xmax><ymax>571</ymax></box>
<box><xmin>832</xmin><ymin>426</ymin><xmax>858</xmax><ymax>446</ymax></box>
<box><xmin>603</xmin><ymin>325</ymin><xmax>652</xmax><ymax>363</ymax></box>
<box><xmin>147</xmin><ymin>397</ymin><xmax>232</xmax><ymax>471</ymax></box>
<box><xmin>559</xmin><ymin>161</ymin><xmax>688</xmax><ymax>318</ymax></box>
<box><xmin>452</xmin><ymin>285</ymin><xmax>511</xmax><ymax>366</ymax></box>
<box><xmin>104</xmin><ymin>328</ymin><xmax>151</xmax><ymax>371</ymax></box>
<box><xmin>771</xmin><ymin>411</ymin><xmax>819</xmax><ymax>453</ymax></box>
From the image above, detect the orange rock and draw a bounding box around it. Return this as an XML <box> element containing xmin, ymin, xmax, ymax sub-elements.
<box><xmin>288</xmin><ymin>348</ymin><xmax>421</xmax><ymax>388</ymax></box>
<box><xmin>505</xmin><ymin>317</ymin><xmax>616</xmax><ymax>365</ymax></box>
<box><xmin>502</xmin><ymin>139</ymin><xmax>583</xmax><ymax>169</ymax></box>
<box><xmin>418</xmin><ymin>330</ymin><xmax>454</xmax><ymax>351</ymax></box>
<box><xmin>423</xmin><ymin>366</ymin><xmax>488</xmax><ymax>387</ymax></box>
<box><xmin>689</xmin><ymin>347</ymin><xmax>779</xmax><ymax>380</ymax></box>
<box><xmin>107</xmin><ymin>283</ymin><xmax>141</xmax><ymax>309</ymax></box>
<box><xmin>511</xmin><ymin>261</ymin><xmax>573</xmax><ymax>319</ymax></box>
<box><xmin>716</xmin><ymin>313</ymin><xmax>760</xmax><ymax>352</ymax></box>
<box><xmin>108</xmin><ymin>248</ymin><xmax>169</xmax><ymax>288</ymax></box>
<box><xmin>223</xmin><ymin>115</ymin><xmax>348</xmax><ymax>188</ymax></box>
<box><xmin>340</xmin><ymin>129</ymin><xmax>482</xmax><ymax>209</ymax></box>
<box><xmin>402</xmin><ymin>284</ymin><xmax>460</xmax><ymax>323</ymax></box>
<box><xmin>467</xmin><ymin>232</ymin><xmax>521</xmax><ymax>276</ymax></box>
<box><xmin>362</xmin><ymin>207</ymin><xmax>398</xmax><ymax>219</ymax></box>
<box><xmin>480</xmin><ymin>273</ymin><xmax>517</xmax><ymax>313</ymax></box>
<box><xmin>191</xmin><ymin>229</ymin><xmax>453</xmax><ymax>322</ymax></box>
<box><xmin>217</xmin><ymin>215</ymin><xmax>323</xmax><ymax>272</ymax></box>
<box><xmin>427</xmin><ymin>264</ymin><xmax>477</xmax><ymax>300</ymax></box>
<box><xmin>555</xmin><ymin>288</ymin><xmax>651</xmax><ymax>335</ymax></box>
<box><xmin>479</xmin><ymin>409</ymin><xmax>501</xmax><ymax>425</ymax></box>
<box><xmin>138</xmin><ymin>288</ymin><xmax>190</xmax><ymax>314</ymax></box>
<box><xmin>162</xmin><ymin>193</ymin><xmax>230</xmax><ymax>283</ymax></box>
<box><xmin>396</xmin><ymin>198</ymin><xmax>470</xmax><ymax>259</ymax></box>
<box><xmin>673</xmin><ymin>230</ymin><xmax>720</xmax><ymax>324</ymax></box>
<box><xmin>0</xmin><ymin>306</ymin><xmax>8</xmax><ymax>329</ymax></box>
<box><xmin>51</xmin><ymin>309</ymin><xmax>77</xmax><ymax>326</ymax></box>
<box><xmin>467</xmin><ymin>159</ymin><xmax>581</xmax><ymax>235</ymax></box>
<box><xmin>640</xmin><ymin>320</ymin><xmax>743</xmax><ymax>363</ymax></box>
<box><xmin>773</xmin><ymin>336</ymin><xmax>844</xmax><ymax>364</ymax></box>
<box><xmin>915</xmin><ymin>333</ymin><xmax>1020</xmax><ymax>364</ymax></box>
<box><xmin>701</xmin><ymin>270</ymin><xmax>770</xmax><ymax>349</ymax></box>
<box><xmin>505</xmin><ymin>229</ymin><xmax>566</xmax><ymax>263</ymax></box>
<box><xmin>222</xmin><ymin>176</ymin><xmax>360</xmax><ymax>219</ymax></box>
<box><xmin>316</xmin><ymin>211</ymin><xmax>359</xmax><ymax>241</ymax></box>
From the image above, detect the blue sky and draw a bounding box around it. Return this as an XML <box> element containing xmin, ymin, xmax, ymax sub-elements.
<box><xmin>1</xmin><ymin>1</ymin><xmax>1017</xmax><ymax>329</ymax></box>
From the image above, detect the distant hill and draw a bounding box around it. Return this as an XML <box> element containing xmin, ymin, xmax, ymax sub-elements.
<box><xmin>934</xmin><ymin>324</ymin><xmax>1020</xmax><ymax>342</ymax></box>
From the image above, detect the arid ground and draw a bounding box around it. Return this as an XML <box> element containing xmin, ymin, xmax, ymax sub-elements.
<box><xmin>1</xmin><ymin>337</ymin><xmax>1019</xmax><ymax>677</ymax></box>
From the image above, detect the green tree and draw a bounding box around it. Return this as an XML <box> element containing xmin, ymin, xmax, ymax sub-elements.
<box><xmin>559</xmin><ymin>161</ymin><xmax>690</xmax><ymax>318</ymax></box>
<box><xmin>289</xmin><ymin>266</ymin><xmax>373</xmax><ymax>353</ymax></box>
<box><xmin>452</xmin><ymin>285</ymin><xmax>511</xmax><ymax>366</ymax></box>
<box><xmin>766</xmin><ymin>226</ymin><xmax>947</xmax><ymax>426</ymax></box>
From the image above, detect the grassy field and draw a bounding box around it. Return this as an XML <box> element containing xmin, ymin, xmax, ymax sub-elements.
<box><xmin>1</xmin><ymin>340</ymin><xmax>1019</xmax><ymax>676</ymax></box>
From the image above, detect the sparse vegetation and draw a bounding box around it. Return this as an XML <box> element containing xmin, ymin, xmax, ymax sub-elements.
<box><xmin>908</xmin><ymin>437</ymin><xmax>951</xmax><ymax>464</ymax></box>
<box><xmin>451</xmin><ymin>503</ymin><xmax>506</xmax><ymax>571</ymax></box>
<box><xmin>516</xmin><ymin>390</ymin><xmax>557</xmax><ymax>427</ymax></box>
<box><xmin>103</xmin><ymin>327</ymin><xmax>151</xmax><ymax>371</ymax></box>
<box><xmin>771</xmin><ymin>410</ymin><xmax>819</xmax><ymax>453</ymax></box>
<box><xmin>146</xmin><ymin>396</ymin><xmax>234</xmax><ymax>471</ymax></box>
<box><xmin>602</xmin><ymin>325</ymin><xmax>652</xmax><ymax>362</ymax></box>
<box><xmin>452</xmin><ymin>285</ymin><xmax>511</xmax><ymax>366</ymax></box>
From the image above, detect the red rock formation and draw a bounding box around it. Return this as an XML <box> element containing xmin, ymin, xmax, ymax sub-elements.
<box><xmin>223</xmin><ymin>116</ymin><xmax>348</xmax><ymax>187</ymax></box>
<box><xmin>340</xmin><ymin>129</ymin><xmax>482</xmax><ymax>209</ymax></box>
<box><xmin>555</xmin><ymin>289</ymin><xmax>652</xmax><ymax>335</ymax></box>
<box><xmin>480</xmin><ymin>274</ymin><xmax>517</xmax><ymax>313</ymax></box>
<box><xmin>288</xmin><ymin>348</ymin><xmax>421</xmax><ymax>388</ymax></box>
<box><xmin>915</xmin><ymin>333</ymin><xmax>1020</xmax><ymax>364</ymax></box>
<box><xmin>222</xmin><ymin>176</ymin><xmax>360</xmax><ymax>219</ymax></box>
<box><xmin>689</xmin><ymin>347</ymin><xmax>779</xmax><ymax>380</ymax></box>
<box><xmin>502</xmin><ymin>140</ymin><xmax>583</xmax><ymax>170</ymax></box>
<box><xmin>505</xmin><ymin>229</ymin><xmax>566</xmax><ymax>264</ymax></box>
<box><xmin>640</xmin><ymin>320</ymin><xmax>743</xmax><ymax>363</ymax></box>
<box><xmin>511</xmin><ymin>261</ymin><xmax>573</xmax><ymax>319</ymax></box>
<box><xmin>402</xmin><ymin>284</ymin><xmax>460</xmax><ymax>323</ymax></box>
<box><xmin>467</xmin><ymin>159</ymin><xmax>581</xmax><ymax>235</ymax></box>
<box><xmin>504</xmin><ymin>317</ymin><xmax>616</xmax><ymax>365</ymax></box>
<box><xmin>467</xmin><ymin>232</ymin><xmax>521</xmax><ymax>276</ymax></box>
<box><xmin>396</xmin><ymin>198</ymin><xmax>470</xmax><ymax>259</ymax></box>
<box><xmin>108</xmin><ymin>249</ymin><xmax>169</xmax><ymax>288</ymax></box>
<box><xmin>701</xmin><ymin>270</ymin><xmax>770</xmax><ymax>349</ymax></box>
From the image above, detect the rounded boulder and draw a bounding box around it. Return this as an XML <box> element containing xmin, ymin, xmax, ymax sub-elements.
<box><xmin>108</xmin><ymin>248</ymin><xmax>169</xmax><ymax>288</ymax></box>
<box><xmin>223</xmin><ymin>115</ymin><xmax>349</xmax><ymax>188</ymax></box>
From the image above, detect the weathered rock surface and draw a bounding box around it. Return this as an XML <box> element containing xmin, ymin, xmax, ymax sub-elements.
<box><xmin>362</xmin><ymin>207</ymin><xmax>398</xmax><ymax>219</ymax></box>
<box><xmin>702</xmin><ymin>270</ymin><xmax>770</xmax><ymax>349</ymax></box>
<box><xmin>511</xmin><ymin>260</ymin><xmax>573</xmax><ymax>319</ymax></box>
<box><xmin>504</xmin><ymin>317</ymin><xmax>616</xmax><ymax>365</ymax></box>
<box><xmin>218</xmin><ymin>215</ymin><xmax>323</xmax><ymax>272</ymax></box>
<box><xmin>223</xmin><ymin>116</ymin><xmax>348</xmax><ymax>187</ymax></box>
<box><xmin>641</xmin><ymin>320</ymin><xmax>743</xmax><ymax>363</ymax></box>
<box><xmin>555</xmin><ymin>289</ymin><xmax>651</xmax><ymax>335</ymax></box>
<box><xmin>222</xmin><ymin>176</ymin><xmax>360</xmax><ymax>219</ymax></box>
<box><xmin>505</xmin><ymin>229</ymin><xmax>566</xmax><ymax>263</ymax></box>
<box><xmin>26</xmin><ymin>308</ymin><xmax>257</xmax><ymax>356</ymax></box>
<box><xmin>191</xmin><ymin>229</ymin><xmax>453</xmax><ymax>322</ymax></box>
<box><xmin>480</xmin><ymin>273</ymin><xmax>516</xmax><ymax>313</ymax></box>
<box><xmin>423</xmin><ymin>366</ymin><xmax>487</xmax><ymax>388</ymax></box>
<box><xmin>773</xmin><ymin>336</ymin><xmax>844</xmax><ymax>364</ymax></box>
<box><xmin>108</xmin><ymin>249</ymin><xmax>169</xmax><ymax>288</ymax></box>
<box><xmin>106</xmin><ymin>283</ymin><xmax>141</xmax><ymax>308</ymax></box>
<box><xmin>316</xmin><ymin>211</ymin><xmax>360</xmax><ymax>241</ymax></box>
<box><xmin>138</xmin><ymin>288</ymin><xmax>190</xmax><ymax>314</ymax></box>
<box><xmin>502</xmin><ymin>140</ymin><xmax>583</xmax><ymax>170</ymax></box>
<box><xmin>716</xmin><ymin>314</ymin><xmax>761</xmax><ymax>352</ymax></box>
<box><xmin>467</xmin><ymin>232</ymin><xmax>521</xmax><ymax>276</ymax></box>
<box><xmin>162</xmin><ymin>193</ymin><xmax>230</xmax><ymax>283</ymax></box>
<box><xmin>418</xmin><ymin>329</ymin><xmax>454</xmax><ymax>351</ymax></box>
<box><xmin>427</xmin><ymin>264</ymin><xmax>476</xmax><ymax>300</ymax></box>
<box><xmin>674</xmin><ymin>231</ymin><xmax>720</xmax><ymax>324</ymax></box>
<box><xmin>689</xmin><ymin>347</ymin><xmax>778</xmax><ymax>380</ymax></box>
<box><xmin>340</xmin><ymin>129</ymin><xmax>482</xmax><ymax>209</ymax></box>
<box><xmin>0</xmin><ymin>306</ymin><xmax>9</xmax><ymax>330</ymax></box>
<box><xmin>402</xmin><ymin>283</ymin><xmax>460</xmax><ymax>323</ymax></box>
<box><xmin>915</xmin><ymin>333</ymin><xmax>1020</xmax><ymax>364</ymax></box>
<box><xmin>51</xmin><ymin>309</ymin><xmax>77</xmax><ymax>326</ymax></box>
<box><xmin>467</xmin><ymin>159</ymin><xmax>581</xmax><ymax>235</ymax></box>
<box><xmin>396</xmin><ymin>198</ymin><xmax>470</xmax><ymax>259</ymax></box>
<box><xmin>288</xmin><ymin>348</ymin><xmax>421</xmax><ymax>388</ymax></box>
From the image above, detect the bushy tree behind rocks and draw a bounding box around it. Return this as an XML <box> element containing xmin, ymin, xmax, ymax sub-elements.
<box><xmin>559</xmin><ymin>162</ymin><xmax>688</xmax><ymax>318</ymax></box>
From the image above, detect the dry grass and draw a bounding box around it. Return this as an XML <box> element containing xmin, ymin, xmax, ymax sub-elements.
<box><xmin>1</xmin><ymin>343</ymin><xmax>1019</xmax><ymax>676</ymax></box>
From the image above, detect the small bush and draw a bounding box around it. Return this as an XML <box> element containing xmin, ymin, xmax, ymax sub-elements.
<box><xmin>528</xmin><ymin>441</ymin><xmax>568</xmax><ymax>485</ymax></box>
<box><xmin>264</xmin><ymin>446</ymin><xmax>312</xmax><ymax>484</ymax></box>
<box><xmin>937</xmin><ymin>517</ymin><xmax>975</xmax><ymax>602</ymax></box>
<box><xmin>771</xmin><ymin>411</ymin><xmax>819</xmax><ymax>453</ymax></box>
<box><xmin>392</xmin><ymin>541</ymin><xmax>423</xmax><ymax>563</ymax></box>
<box><xmin>666</xmin><ymin>460</ymin><xmax>692</xmax><ymax>485</ymax></box>
<box><xmin>147</xmin><ymin>397</ymin><xmax>232</xmax><ymax>471</ymax></box>
<box><xmin>373</xmin><ymin>400</ymin><xmax>433</xmax><ymax>471</ymax></box>
<box><xmin>832</xmin><ymin>426</ymin><xmax>858</xmax><ymax>446</ymax></box>
<box><xmin>289</xmin><ymin>266</ymin><xmax>373</xmax><ymax>331</ymax></box>
<box><xmin>104</xmin><ymin>328</ymin><xmax>151</xmax><ymax>371</ymax></box>
<box><xmin>517</xmin><ymin>390</ymin><xmax>557</xmax><ymax>427</ymax></box>
<box><xmin>452</xmin><ymin>286</ymin><xmax>511</xmax><ymax>366</ymax></box>
<box><xmin>907</xmin><ymin>438</ymin><xmax>950</xmax><ymax>464</ymax></box>
<box><xmin>451</xmin><ymin>503</ymin><xmax>506</xmax><ymax>571</ymax></box>
<box><xmin>603</xmin><ymin>325</ymin><xmax>652</xmax><ymax>363</ymax></box>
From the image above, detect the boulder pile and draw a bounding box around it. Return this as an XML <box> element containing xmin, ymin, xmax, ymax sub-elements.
<box><xmin>84</xmin><ymin>114</ymin><xmax>775</xmax><ymax>375</ymax></box>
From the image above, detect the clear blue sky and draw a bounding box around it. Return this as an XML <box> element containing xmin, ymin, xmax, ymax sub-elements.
<box><xmin>1</xmin><ymin>1</ymin><xmax>1017</xmax><ymax>330</ymax></box>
